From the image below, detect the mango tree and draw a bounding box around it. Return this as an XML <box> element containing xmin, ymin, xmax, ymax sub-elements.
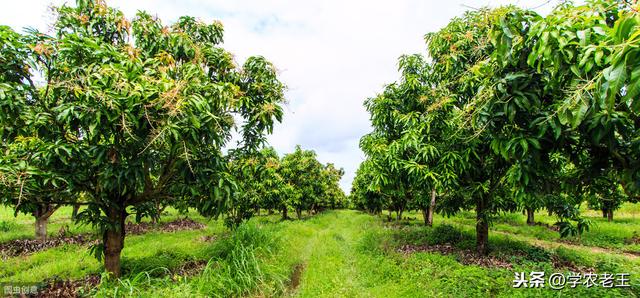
<box><xmin>226</xmin><ymin>147</ymin><xmax>292</xmax><ymax>226</ymax></box>
<box><xmin>492</xmin><ymin>0</ymin><xmax>640</xmax><ymax>223</ymax></box>
<box><xmin>280</xmin><ymin>146</ymin><xmax>325</xmax><ymax>219</ymax></box>
<box><xmin>0</xmin><ymin>0</ymin><xmax>285</xmax><ymax>277</ymax></box>
<box><xmin>351</xmin><ymin>160</ymin><xmax>385</xmax><ymax>215</ymax></box>
<box><xmin>0</xmin><ymin>25</ymin><xmax>82</xmax><ymax>241</ymax></box>
<box><xmin>319</xmin><ymin>163</ymin><xmax>346</xmax><ymax>211</ymax></box>
<box><xmin>280</xmin><ymin>146</ymin><xmax>344</xmax><ymax>219</ymax></box>
<box><xmin>359</xmin><ymin>53</ymin><xmax>462</xmax><ymax>226</ymax></box>
<box><xmin>255</xmin><ymin>147</ymin><xmax>291</xmax><ymax>217</ymax></box>
<box><xmin>359</xmin><ymin>7</ymin><xmax>531</xmax><ymax>253</ymax></box>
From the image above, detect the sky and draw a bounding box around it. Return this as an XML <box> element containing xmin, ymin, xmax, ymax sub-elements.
<box><xmin>1</xmin><ymin>0</ymin><xmax>561</xmax><ymax>193</ymax></box>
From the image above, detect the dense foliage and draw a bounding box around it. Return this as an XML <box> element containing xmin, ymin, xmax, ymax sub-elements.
<box><xmin>226</xmin><ymin>146</ymin><xmax>346</xmax><ymax>227</ymax></box>
<box><xmin>353</xmin><ymin>0</ymin><xmax>640</xmax><ymax>254</ymax></box>
<box><xmin>3</xmin><ymin>0</ymin><xmax>638</xmax><ymax>284</ymax></box>
<box><xmin>280</xmin><ymin>146</ymin><xmax>347</xmax><ymax>219</ymax></box>
<box><xmin>0</xmin><ymin>0</ymin><xmax>287</xmax><ymax>276</ymax></box>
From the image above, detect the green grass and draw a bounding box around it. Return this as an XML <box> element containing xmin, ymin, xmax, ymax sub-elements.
<box><xmin>92</xmin><ymin>210</ymin><xmax>640</xmax><ymax>297</ymax></box>
<box><xmin>1</xmin><ymin>207</ymin><xmax>639</xmax><ymax>297</ymax></box>
<box><xmin>0</xmin><ymin>205</ymin><xmax>219</xmax><ymax>244</ymax></box>
<box><xmin>0</xmin><ymin>206</ymin><xmax>95</xmax><ymax>243</ymax></box>
<box><xmin>428</xmin><ymin>203</ymin><xmax>640</xmax><ymax>253</ymax></box>
<box><xmin>0</xmin><ymin>207</ymin><xmax>224</xmax><ymax>283</ymax></box>
<box><xmin>368</xmin><ymin>219</ymin><xmax>639</xmax><ymax>297</ymax></box>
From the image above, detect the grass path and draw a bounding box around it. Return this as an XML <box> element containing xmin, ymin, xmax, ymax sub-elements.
<box><xmin>2</xmin><ymin>209</ymin><xmax>639</xmax><ymax>297</ymax></box>
<box><xmin>291</xmin><ymin>212</ymin><xmax>370</xmax><ymax>297</ymax></box>
<box><xmin>280</xmin><ymin>211</ymin><xmax>639</xmax><ymax>297</ymax></box>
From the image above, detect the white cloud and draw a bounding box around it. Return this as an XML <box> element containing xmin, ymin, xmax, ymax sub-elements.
<box><xmin>1</xmin><ymin>0</ymin><xmax>563</xmax><ymax>192</ymax></box>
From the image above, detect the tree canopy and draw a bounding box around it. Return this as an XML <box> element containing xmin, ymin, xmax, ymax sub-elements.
<box><xmin>0</xmin><ymin>0</ymin><xmax>286</xmax><ymax>276</ymax></box>
<box><xmin>354</xmin><ymin>0</ymin><xmax>640</xmax><ymax>254</ymax></box>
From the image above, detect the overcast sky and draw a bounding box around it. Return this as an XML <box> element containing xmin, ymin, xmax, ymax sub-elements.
<box><xmin>1</xmin><ymin>0</ymin><xmax>560</xmax><ymax>192</ymax></box>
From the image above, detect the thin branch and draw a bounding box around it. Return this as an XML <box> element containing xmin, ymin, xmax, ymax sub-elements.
<box><xmin>16</xmin><ymin>174</ymin><xmax>25</xmax><ymax>210</ymax></box>
<box><xmin>461</xmin><ymin>4</ymin><xmax>480</xmax><ymax>11</ymax></box>
<box><xmin>529</xmin><ymin>0</ymin><xmax>553</xmax><ymax>10</ymax></box>
<box><xmin>138</xmin><ymin>126</ymin><xmax>168</xmax><ymax>155</ymax></box>
<box><xmin>183</xmin><ymin>141</ymin><xmax>194</xmax><ymax>175</ymax></box>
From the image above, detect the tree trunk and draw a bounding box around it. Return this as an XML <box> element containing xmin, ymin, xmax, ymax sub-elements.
<box><xmin>34</xmin><ymin>204</ymin><xmax>57</xmax><ymax>242</ymax></box>
<box><xmin>427</xmin><ymin>189</ymin><xmax>436</xmax><ymax>226</ymax></box>
<box><xmin>526</xmin><ymin>208</ymin><xmax>535</xmax><ymax>226</ymax></box>
<box><xmin>35</xmin><ymin>215</ymin><xmax>49</xmax><ymax>242</ymax></box>
<box><xmin>548</xmin><ymin>209</ymin><xmax>552</xmax><ymax>216</ymax></box>
<box><xmin>71</xmin><ymin>204</ymin><xmax>80</xmax><ymax>220</ymax></box>
<box><xmin>602</xmin><ymin>208</ymin><xmax>608</xmax><ymax>218</ymax></box>
<box><xmin>422</xmin><ymin>208</ymin><xmax>429</xmax><ymax>226</ymax></box>
<box><xmin>282</xmin><ymin>206</ymin><xmax>289</xmax><ymax>220</ymax></box>
<box><xmin>103</xmin><ymin>205</ymin><xmax>126</xmax><ymax>278</ymax></box>
<box><xmin>151</xmin><ymin>201</ymin><xmax>165</xmax><ymax>225</ymax></box>
<box><xmin>476</xmin><ymin>197</ymin><xmax>489</xmax><ymax>255</ymax></box>
<box><xmin>607</xmin><ymin>209</ymin><xmax>613</xmax><ymax>222</ymax></box>
<box><xmin>396</xmin><ymin>209</ymin><xmax>403</xmax><ymax>221</ymax></box>
<box><xmin>296</xmin><ymin>208</ymin><xmax>302</xmax><ymax>220</ymax></box>
<box><xmin>268</xmin><ymin>209</ymin><xmax>273</xmax><ymax>215</ymax></box>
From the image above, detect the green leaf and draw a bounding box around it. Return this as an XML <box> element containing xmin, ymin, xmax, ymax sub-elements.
<box><xmin>528</xmin><ymin>138</ymin><xmax>541</xmax><ymax>150</ymax></box>
<box><xmin>508</xmin><ymin>103</ymin><xmax>516</xmax><ymax>122</ymax></box>
<box><xmin>595</xmin><ymin>50</ymin><xmax>604</xmax><ymax>66</ymax></box>
<box><xmin>603</xmin><ymin>63</ymin><xmax>627</xmax><ymax>109</ymax></box>
<box><xmin>577</xmin><ymin>30</ymin><xmax>589</xmax><ymax>46</ymax></box>
<box><xmin>624</xmin><ymin>66</ymin><xmax>640</xmax><ymax>108</ymax></box>
<box><xmin>519</xmin><ymin>138</ymin><xmax>528</xmax><ymax>155</ymax></box>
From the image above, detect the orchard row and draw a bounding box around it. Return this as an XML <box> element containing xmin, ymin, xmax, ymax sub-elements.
<box><xmin>0</xmin><ymin>0</ymin><xmax>343</xmax><ymax>277</ymax></box>
<box><xmin>351</xmin><ymin>0</ymin><xmax>640</xmax><ymax>254</ymax></box>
